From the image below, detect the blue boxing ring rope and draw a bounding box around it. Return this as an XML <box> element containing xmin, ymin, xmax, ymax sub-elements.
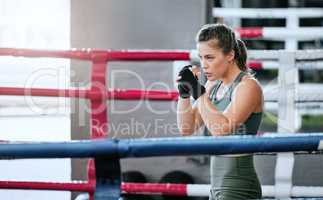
<box><xmin>0</xmin><ymin>133</ymin><xmax>323</xmax><ymax>159</ymax></box>
<box><xmin>1</xmin><ymin>133</ymin><xmax>323</xmax><ymax>200</ymax></box>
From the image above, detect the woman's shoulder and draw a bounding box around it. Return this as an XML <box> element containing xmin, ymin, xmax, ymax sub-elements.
<box><xmin>239</xmin><ymin>74</ymin><xmax>264</xmax><ymax>112</ymax></box>
<box><xmin>230</xmin><ymin>73</ymin><xmax>264</xmax><ymax>112</ymax></box>
<box><xmin>232</xmin><ymin>74</ymin><xmax>263</xmax><ymax>100</ymax></box>
<box><xmin>240</xmin><ymin>74</ymin><xmax>262</xmax><ymax>90</ymax></box>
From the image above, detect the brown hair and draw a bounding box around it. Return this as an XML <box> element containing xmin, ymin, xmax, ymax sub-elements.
<box><xmin>196</xmin><ymin>23</ymin><xmax>250</xmax><ymax>72</ymax></box>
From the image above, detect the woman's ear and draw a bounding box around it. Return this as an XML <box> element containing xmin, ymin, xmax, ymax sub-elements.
<box><xmin>227</xmin><ymin>50</ymin><xmax>235</xmax><ymax>63</ymax></box>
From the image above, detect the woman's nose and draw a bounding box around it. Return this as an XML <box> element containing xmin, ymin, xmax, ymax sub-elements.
<box><xmin>202</xmin><ymin>59</ymin><xmax>208</xmax><ymax>69</ymax></box>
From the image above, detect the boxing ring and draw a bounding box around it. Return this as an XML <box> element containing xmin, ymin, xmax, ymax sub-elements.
<box><xmin>1</xmin><ymin>134</ymin><xmax>323</xmax><ymax>200</ymax></box>
<box><xmin>0</xmin><ymin>48</ymin><xmax>323</xmax><ymax>200</ymax></box>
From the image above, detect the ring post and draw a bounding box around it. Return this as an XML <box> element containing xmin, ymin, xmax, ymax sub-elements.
<box><xmin>94</xmin><ymin>157</ymin><xmax>121</xmax><ymax>200</ymax></box>
<box><xmin>90</xmin><ymin>51</ymin><xmax>121</xmax><ymax>200</ymax></box>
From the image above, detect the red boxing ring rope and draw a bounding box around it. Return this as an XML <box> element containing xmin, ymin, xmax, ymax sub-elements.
<box><xmin>0</xmin><ymin>48</ymin><xmax>190</xmax><ymax>61</ymax></box>
<box><xmin>236</xmin><ymin>27</ymin><xmax>263</xmax><ymax>38</ymax></box>
<box><xmin>0</xmin><ymin>181</ymin><xmax>186</xmax><ymax>196</ymax></box>
<box><xmin>0</xmin><ymin>87</ymin><xmax>179</xmax><ymax>101</ymax></box>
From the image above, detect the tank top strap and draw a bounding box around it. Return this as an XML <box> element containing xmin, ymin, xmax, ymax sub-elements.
<box><xmin>228</xmin><ymin>71</ymin><xmax>247</xmax><ymax>101</ymax></box>
<box><xmin>209</xmin><ymin>80</ymin><xmax>222</xmax><ymax>101</ymax></box>
<box><xmin>209</xmin><ymin>71</ymin><xmax>247</xmax><ymax>101</ymax></box>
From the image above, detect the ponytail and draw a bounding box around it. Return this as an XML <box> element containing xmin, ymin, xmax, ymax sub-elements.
<box><xmin>234</xmin><ymin>39</ymin><xmax>247</xmax><ymax>71</ymax></box>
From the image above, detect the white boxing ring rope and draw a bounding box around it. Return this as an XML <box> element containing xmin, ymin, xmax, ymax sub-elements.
<box><xmin>212</xmin><ymin>8</ymin><xmax>323</xmax><ymax>19</ymax></box>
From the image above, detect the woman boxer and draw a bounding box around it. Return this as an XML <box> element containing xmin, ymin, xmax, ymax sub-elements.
<box><xmin>176</xmin><ymin>23</ymin><xmax>263</xmax><ymax>200</ymax></box>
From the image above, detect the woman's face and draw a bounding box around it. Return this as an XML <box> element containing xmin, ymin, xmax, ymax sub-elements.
<box><xmin>197</xmin><ymin>41</ymin><xmax>234</xmax><ymax>81</ymax></box>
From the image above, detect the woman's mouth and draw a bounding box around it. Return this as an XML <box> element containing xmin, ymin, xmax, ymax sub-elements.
<box><xmin>204</xmin><ymin>72</ymin><xmax>213</xmax><ymax>77</ymax></box>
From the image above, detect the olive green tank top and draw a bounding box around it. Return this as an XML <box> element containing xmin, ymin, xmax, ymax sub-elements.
<box><xmin>208</xmin><ymin>71</ymin><xmax>262</xmax><ymax>135</ymax></box>
<box><xmin>205</xmin><ymin>71</ymin><xmax>262</xmax><ymax>200</ymax></box>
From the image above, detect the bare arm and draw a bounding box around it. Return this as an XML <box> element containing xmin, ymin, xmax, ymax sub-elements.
<box><xmin>177</xmin><ymin>98</ymin><xmax>203</xmax><ymax>136</ymax></box>
<box><xmin>177</xmin><ymin>80</ymin><xmax>215</xmax><ymax>136</ymax></box>
<box><xmin>196</xmin><ymin>78</ymin><xmax>263</xmax><ymax>136</ymax></box>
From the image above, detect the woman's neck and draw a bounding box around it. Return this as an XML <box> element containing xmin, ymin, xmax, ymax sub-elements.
<box><xmin>221</xmin><ymin>64</ymin><xmax>242</xmax><ymax>86</ymax></box>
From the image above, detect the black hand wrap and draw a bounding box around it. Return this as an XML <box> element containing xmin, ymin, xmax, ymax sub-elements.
<box><xmin>177</xmin><ymin>65</ymin><xmax>205</xmax><ymax>100</ymax></box>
